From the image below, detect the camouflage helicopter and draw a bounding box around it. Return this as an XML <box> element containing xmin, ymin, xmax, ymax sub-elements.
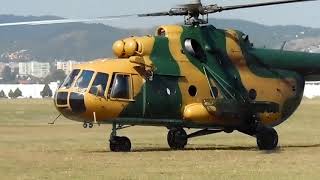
<box><xmin>1</xmin><ymin>0</ymin><xmax>319</xmax><ymax>152</ymax></box>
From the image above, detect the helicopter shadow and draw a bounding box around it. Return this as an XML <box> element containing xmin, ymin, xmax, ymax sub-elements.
<box><xmin>86</xmin><ymin>143</ymin><xmax>320</xmax><ymax>154</ymax></box>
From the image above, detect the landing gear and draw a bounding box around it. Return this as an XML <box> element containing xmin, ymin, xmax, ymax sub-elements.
<box><xmin>110</xmin><ymin>136</ymin><xmax>131</xmax><ymax>152</ymax></box>
<box><xmin>166</xmin><ymin>128</ymin><xmax>224</xmax><ymax>150</ymax></box>
<box><xmin>256</xmin><ymin>126</ymin><xmax>278</xmax><ymax>150</ymax></box>
<box><xmin>83</xmin><ymin>122</ymin><xmax>93</xmax><ymax>128</ymax></box>
<box><xmin>83</xmin><ymin>123</ymin><xmax>88</xmax><ymax>128</ymax></box>
<box><xmin>167</xmin><ymin>128</ymin><xmax>188</xmax><ymax>150</ymax></box>
<box><xmin>89</xmin><ymin>123</ymin><xmax>93</xmax><ymax>128</ymax></box>
<box><xmin>240</xmin><ymin>115</ymin><xmax>279</xmax><ymax>151</ymax></box>
<box><xmin>109</xmin><ymin>123</ymin><xmax>132</xmax><ymax>152</ymax></box>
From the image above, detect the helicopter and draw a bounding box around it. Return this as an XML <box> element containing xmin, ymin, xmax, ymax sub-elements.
<box><xmin>1</xmin><ymin>0</ymin><xmax>319</xmax><ymax>152</ymax></box>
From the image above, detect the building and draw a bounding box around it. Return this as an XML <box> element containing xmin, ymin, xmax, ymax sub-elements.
<box><xmin>56</xmin><ymin>60</ymin><xmax>81</xmax><ymax>75</ymax></box>
<box><xmin>0</xmin><ymin>63</ymin><xmax>6</xmax><ymax>78</ymax></box>
<box><xmin>19</xmin><ymin>61</ymin><xmax>50</xmax><ymax>78</ymax></box>
<box><xmin>304</xmin><ymin>81</ymin><xmax>320</xmax><ymax>99</ymax></box>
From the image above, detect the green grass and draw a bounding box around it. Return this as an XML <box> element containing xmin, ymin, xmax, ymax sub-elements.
<box><xmin>1</xmin><ymin>98</ymin><xmax>320</xmax><ymax>180</ymax></box>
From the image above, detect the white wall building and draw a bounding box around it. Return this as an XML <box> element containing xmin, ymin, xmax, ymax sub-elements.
<box><xmin>304</xmin><ymin>81</ymin><xmax>320</xmax><ymax>99</ymax></box>
<box><xmin>56</xmin><ymin>60</ymin><xmax>80</xmax><ymax>75</ymax></box>
<box><xmin>0</xmin><ymin>82</ymin><xmax>58</xmax><ymax>98</ymax></box>
<box><xmin>19</xmin><ymin>61</ymin><xmax>50</xmax><ymax>78</ymax></box>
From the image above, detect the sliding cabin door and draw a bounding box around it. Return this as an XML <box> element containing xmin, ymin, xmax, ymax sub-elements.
<box><xmin>145</xmin><ymin>75</ymin><xmax>181</xmax><ymax>119</ymax></box>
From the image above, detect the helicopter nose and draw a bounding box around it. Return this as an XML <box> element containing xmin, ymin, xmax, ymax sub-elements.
<box><xmin>69</xmin><ymin>92</ymin><xmax>86</xmax><ymax>113</ymax></box>
<box><xmin>55</xmin><ymin>91</ymin><xmax>86</xmax><ymax>114</ymax></box>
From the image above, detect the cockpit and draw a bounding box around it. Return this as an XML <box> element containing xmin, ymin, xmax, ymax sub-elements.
<box><xmin>55</xmin><ymin>66</ymin><xmax>135</xmax><ymax>121</ymax></box>
<box><xmin>59</xmin><ymin>68</ymin><xmax>132</xmax><ymax>96</ymax></box>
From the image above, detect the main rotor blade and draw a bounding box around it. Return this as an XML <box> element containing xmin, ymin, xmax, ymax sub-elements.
<box><xmin>214</xmin><ymin>0</ymin><xmax>316</xmax><ymax>13</ymax></box>
<box><xmin>138</xmin><ymin>8</ymin><xmax>190</xmax><ymax>17</ymax></box>
<box><xmin>138</xmin><ymin>11</ymin><xmax>172</xmax><ymax>17</ymax></box>
<box><xmin>0</xmin><ymin>14</ymin><xmax>136</xmax><ymax>27</ymax></box>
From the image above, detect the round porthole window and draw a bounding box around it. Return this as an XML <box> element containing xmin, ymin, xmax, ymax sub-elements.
<box><xmin>188</xmin><ymin>85</ymin><xmax>197</xmax><ymax>97</ymax></box>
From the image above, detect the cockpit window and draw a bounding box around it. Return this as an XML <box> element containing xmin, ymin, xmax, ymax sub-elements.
<box><xmin>110</xmin><ymin>74</ymin><xmax>131</xmax><ymax>99</ymax></box>
<box><xmin>89</xmin><ymin>72</ymin><xmax>109</xmax><ymax>96</ymax></box>
<box><xmin>61</xmin><ymin>69</ymin><xmax>80</xmax><ymax>88</ymax></box>
<box><xmin>74</xmin><ymin>70</ymin><xmax>94</xmax><ymax>90</ymax></box>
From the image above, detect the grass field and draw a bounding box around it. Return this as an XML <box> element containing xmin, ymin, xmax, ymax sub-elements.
<box><xmin>1</xmin><ymin>99</ymin><xmax>320</xmax><ymax>180</ymax></box>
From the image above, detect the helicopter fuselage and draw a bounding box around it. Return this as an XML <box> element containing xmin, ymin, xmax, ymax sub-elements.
<box><xmin>54</xmin><ymin>24</ymin><xmax>318</xmax><ymax>130</ymax></box>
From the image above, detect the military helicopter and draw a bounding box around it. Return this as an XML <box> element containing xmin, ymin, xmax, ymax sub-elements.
<box><xmin>1</xmin><ymin>0</ymin><xmax>319</xmax><ymax>152</ymax></box>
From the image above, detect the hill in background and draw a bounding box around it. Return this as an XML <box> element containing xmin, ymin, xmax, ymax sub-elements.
<box><xmin>1</xmin><ymin>15</ymin><xmax>320</xmax><ymax>61</ymax></box>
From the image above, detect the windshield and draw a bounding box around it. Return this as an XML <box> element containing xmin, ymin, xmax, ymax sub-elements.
<box><xmin>110</xmin><ymin>74</ymin><xmax>130</xmax><ymax>99</ymax></box>
<box><xmin>89</xmin><ymin>72</ymin><xmax>109</xmax><ymax>96</ymax></box>
<box><xmin>74</xmin><ymin>70</ymin><xmax>94</xmax><ymax>90</ymax></box>
<box><xmin>61</xmin><ymin>69</ymin><xmax>80</xmax><ymax>88</ymax></box>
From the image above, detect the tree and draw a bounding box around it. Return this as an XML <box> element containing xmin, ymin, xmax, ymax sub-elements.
<box><xmin>44</xmin><ymin>69</ymin><xmax>66</xmax><ymax>84</ymax></box>
<box><xmin>8</xmin><ymin>89</ymin><xmax>14</xmax><ymax>99</ymax></box>
<box><xmin>1</xmin><ymin>66</ymin><xmax>14</xmax><ymax>82</ymax></box>
<box><xmin>13</xmin><ymin>88</ymin><xmax>22</xmax><ymax>98</ymax></box>
<box><xmin>40</xmin><ymin>84</ymin><xmax>53</xmax><ymax>98</ymax></box>
<box><xmin>0</xmin><ymin>90</ymin><xmax>7</xmax><ymax>98</ymax></box>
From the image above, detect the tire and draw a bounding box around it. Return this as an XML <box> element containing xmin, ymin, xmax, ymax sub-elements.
<box><xmin>256</xmin><ymin>127</ymin><xmax>278</xmax><ymax>150</ymax></box>
<box><xmin>167</xmin><ymin>128</ymin><xmax>188</xmax><ymax>150</ymax></box>
<box><xmin>109</xmin><ymin>136</ymin><xmax>131</xmax><ymax>152</ymax></box>
<box><xmin>119</xmin><ymin>136</ymin><xmax>131</xmax><ymax>152</ymax></box>
<box><xmin>83</xmin><ymin>123</ymin><xmax>88</xmax><ymax>128</ymax></box>
<box><xmin>89</xmin><ymin>123</ymin><xmax>93</xmax><ymax>128</ymax></box>
<box><xmin>109</xmin><ymin>136</ymin><xmax>121</xmax><ymax>152</ymax></box>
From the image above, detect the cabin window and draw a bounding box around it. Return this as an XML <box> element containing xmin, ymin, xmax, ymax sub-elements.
<box><xmin>89</xmin><ymin>72</ymin><xmax>109</xmax><ymax>96</ymax></box>
<box><xmin>74</xmin><ymin>70</ymin><xmax>94</xmax><ymax>90</ymax></box>
<box><xmin>184</xmin><ymin>38</ymin><xmax>206</xmax><ymax>60</ymax></box>
<box><xmin>61</xmin><ymin>69</ymin><xmax>80</xmax><ymax>88</ymax></box>
<box><xmin>188</xmin><ymin>85</ymin><xmax>197</xmax><ymax>97</ymax></box>
<box><xmin>110</xmin><ymin>74</ymin><xmax>131</xmax><ymax>99</ymax></box>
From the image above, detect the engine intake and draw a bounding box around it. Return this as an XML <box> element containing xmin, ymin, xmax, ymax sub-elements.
<box><xmin>112</xmin><ymin>36</ymin><xmax>155</xmax><ymax>58</ymax></box>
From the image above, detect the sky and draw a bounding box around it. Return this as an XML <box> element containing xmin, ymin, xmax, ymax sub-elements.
<box><xmin>0</xmin><ymin>0</ymin><xmax>319</xmax><ymax>28</ymax></box>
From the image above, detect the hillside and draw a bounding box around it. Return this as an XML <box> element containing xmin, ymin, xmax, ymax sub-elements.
<box><xmin>209</xmin><ymin>18</ymin><xmax>320</xmax><ymax>49</ymax></box>
<box><xmin>0</xmin><ymin>15</ymin><xmax>139</xmax><ymax>61</ymax></box>
<box><xmin>1</xmin><ymin>15</ymin><xmax>320</xmax><ymax>61</ymax></box>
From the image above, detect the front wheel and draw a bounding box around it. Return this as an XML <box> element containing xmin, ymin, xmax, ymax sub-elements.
<box><xmin>167</xmin><ymin>128</ymin><xmax>188</xmax><ymax>150</ymax></box>
<box><xmin>256</xmin><ymin>127</ymin><xmax>278</xmax><ymax>150</ymax></box>
<box><xmin>109</xmin><ymin>136</ymin><xmax>131</xmax><ymax>152</ymax></box>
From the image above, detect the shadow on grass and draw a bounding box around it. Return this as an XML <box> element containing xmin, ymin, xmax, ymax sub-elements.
<box><xmin>85</xmin><ymin>144</ymin><xmax>320</xmax><ymax>154</ymax></box>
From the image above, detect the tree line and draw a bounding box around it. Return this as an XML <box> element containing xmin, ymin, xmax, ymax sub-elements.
<box><xmin>0</xmin><ymin>84</ymin><xmax>53</xmax><ymax>99</ymax></box>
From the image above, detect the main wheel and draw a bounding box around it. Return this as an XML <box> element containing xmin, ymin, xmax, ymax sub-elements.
<box><xmin>167</xmin><ymin>128</ymin><xmax>188</xmax><ymax>150</ymax></box>
<box><xmin>109</xmin><ymin>136</ymin><xmax>131</xmax><ymax>152</ymax></box>
<box><xmin>119</xmin><ymin>137</ymin><xmax>131</xmax><ymax>152</ymax></box>
<box><xmin>256</xmin><ymin>126</ymin><xmax>278</xmax><ymax>150</ymax></box>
